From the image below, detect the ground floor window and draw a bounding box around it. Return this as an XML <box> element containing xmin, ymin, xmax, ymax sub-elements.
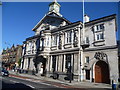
<box><xmin>86</xmin><ymin>70</ymin><xmax>90</xmax><ymax>80</ymax></box>
<box><xmin>52</xmin><ymin>55</ymin><xmax>56</xmax><ymax>72</ymax></box>
<box><xmin>65</xmin><ymin>54</ymin><xmax>71</xmax><ymax>69</ymax></box>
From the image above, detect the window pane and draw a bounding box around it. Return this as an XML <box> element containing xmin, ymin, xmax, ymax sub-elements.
<box><xmin>100</xmin><ymin>24</ymin><xmax>104</xmax><ymax>29</ymax></box>
<box><xmin>97</xmin><ymin>34</ymin><xmax>99</xmax><ymax>40</ymax></box>
<box><xmin>96</xmin><ymin>25</ymin><xmax>99</xmax><ymax>30</ymax></box>
<box><xmin>86</xmin><ymin>37</ymin><xmax>89</xmax><ymax>43</ymax></box>
<box><xmin>100</xmin><ymin>33</ymin><xmax>104</xmax><ymax>39</ymax></box>
<box><xmin>86</xmin><ymin>57</ymin><xmax>89</xmax><ymax>63</ymax></box>
<box><xmin>66</xmin><ymin>31</ymin><xmax>72</xmax><ymax>44</ymax></box>
<box><xmin>91</xmin><ymin>26</ymin><xmax>94</xmax><ymax>31</ymax></box>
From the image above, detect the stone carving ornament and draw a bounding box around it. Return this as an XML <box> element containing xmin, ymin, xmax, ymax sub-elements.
<box><xmin>94</xmin><ymin>52</ymin><xmax>108</xmax><ymax>63</ymax></box>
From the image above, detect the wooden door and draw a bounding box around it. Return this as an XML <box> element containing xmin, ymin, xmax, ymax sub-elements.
<box><xmin>95</xmin><ymin>61</ymin><xmax>110</xmax><ymax>84</ymax></box>
<box><xmin>95</xmin><ymin>64</ymin><xmax>102</xmax><ymax>83</ymax></box>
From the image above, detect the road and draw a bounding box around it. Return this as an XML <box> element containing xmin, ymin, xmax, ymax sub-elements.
<box><xmin>0</xmin><ymin>76</ymin><xmax>111</xmax><ymax>90</ymax></box>
<box><xmin>1</xmin><ymin>76</ymin><xmax>69</xmax><ymax>90</ymax></box>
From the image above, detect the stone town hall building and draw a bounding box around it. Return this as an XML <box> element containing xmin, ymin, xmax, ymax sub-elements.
<box><xmin>20</xmin><ymin>1</ymin><xmax>119</xmax><ymax>84</ymax></box>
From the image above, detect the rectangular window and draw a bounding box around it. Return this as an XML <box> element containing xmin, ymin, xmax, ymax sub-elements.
<box><xmin>85</xmin><ymin>37</ymin><xmax>89</xmax><ymax>44</ymax></box>
<box><xmin>91</xmin><ymin>26</ymin><xmax>94</xmax><ymax>31</ymax></box>
<box><xmin>95</xmin><ymin>33</ymin><xmax>104</xmax><ymax>41</ymax></box>
<box><xmin>65</xmin><ymin>54</ymin><xmax>71</xmax><ymax>69</ymax></box>
<box><xmin>86</xmin><ymin>70</ymin><xmax>90</xmax><ymax>80</ymax></box>
<box><xmin>52</xmin><ymin>35</ymin><xmax>57</xmax><ymax>46</ymax></box>
<box><xmin>65</xmin><ymin>31</ymin><xmax>72</xmax><ymax>44</ymax></box>
<box><xmin>100</xmin><ymin>33</ymin><xmax>104</xmax><ymax>39</ymax></box>
<box><xmin>96</xmin><ymin>25</ymin><xmax>99</xmax><ymax>31</ymax></box>
<box><xmin>85</xmin><ymin>57</ymin><xmax>89</xmax><ymax>63</ymax></box>
<box><xmin>95</xmin><ymin>24</ymin><xmax>104</xmax><ymax>31</ymax></box>
<box><xmin>52</xmin><ymin>55</ymin><xmax>56</xmax><ymax>72</ymax></box>
<box><xmin>100</xmin><ymin>24</ymin><xmax>104</xmax><ymax>29</ymax></box>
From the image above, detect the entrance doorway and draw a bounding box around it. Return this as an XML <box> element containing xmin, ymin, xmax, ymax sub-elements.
<box><xmin>36</xmin><ymin>56</ymin><xmax>46</xmax><ymax>76</ymax></box>
<box><xmin>95</xmin><ymin>61</ymin><xmax>110</xmax><ymax>84</ymax></box>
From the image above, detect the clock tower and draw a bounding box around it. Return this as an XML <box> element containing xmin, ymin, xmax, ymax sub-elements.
<box><xmin>49</xmin><ymin>0</ymin><xmax>61</xmax><ymax>15</ymax></box>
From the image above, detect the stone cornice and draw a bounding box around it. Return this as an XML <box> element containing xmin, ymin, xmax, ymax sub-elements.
<box><xmin>84</xmin><ymin>45</ymin><xmax>118</xmax><ymax>52</ymax></box>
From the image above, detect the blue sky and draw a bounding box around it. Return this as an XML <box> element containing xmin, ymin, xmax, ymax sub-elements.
<box><xmin>2</xmin><ymin>2</ymin><xmax>118</xmax><ymax>50</ymax></box>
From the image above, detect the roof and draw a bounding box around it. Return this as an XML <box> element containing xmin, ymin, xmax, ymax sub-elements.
<box><xmin>32</xmin><ymin>12</ymin><xmax>71</xmax><ymax>31</ymax></box>
<box><xmin>49</xmin><ymin>2</ymin><xmax>60</xmax><ymax>7</ymax></box>
<box><xmin>85</xmin><ymin>14</ymin><xmax>116</xmax><ymax>26</ymax></box>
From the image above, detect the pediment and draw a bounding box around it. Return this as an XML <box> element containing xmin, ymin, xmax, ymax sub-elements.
<box><xmin>32</xmin><ymin>12</ymin><xmax>71</xmax><ymax>31</ymax></box>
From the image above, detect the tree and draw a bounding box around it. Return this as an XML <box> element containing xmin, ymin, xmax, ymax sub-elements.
<box><xmin>18</xmin><ymin>58</ymin><xmax>22</xmax><ymax>67</ymax></box>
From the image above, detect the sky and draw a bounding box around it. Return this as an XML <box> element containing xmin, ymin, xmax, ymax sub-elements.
<box><xmin>2</xmin><ymin>2</ymin><xmax>119</xmax><ymax>51</ymax></box>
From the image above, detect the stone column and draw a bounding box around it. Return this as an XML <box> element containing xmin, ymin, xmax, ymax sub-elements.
<box><xmin>46</xmin><ymin>55</ymin><xmax>50</xmax><ymax>72</ymax></box>
<box><xmin>62</xmin><ymin>33</ymin><xmax>65</xmax><ymax>50</ymax></box>
<box><xmin>63</xmin><ymin>54</ymin><xmax>66</xmax><ymax>72</ymax></box>
<box><xmin>50</xmin><ymin>55</ymin><xmax>53</xmax><ymax>72</ymax></box>
<box><xmin>71</xmin><ymin>54</ymin><xmax>74</xmax><ymax>73</ymax></box>
<box><xmin>56</xmin><ymin>56</ymin><xmax>58</xmax><ymax>71</ymax></box>
<box><xmin>71</xmin><ymin>30</ymin><xmax>74</xmax><ymax>48</ymax></box>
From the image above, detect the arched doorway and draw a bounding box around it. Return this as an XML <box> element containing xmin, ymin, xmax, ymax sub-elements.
<box><xmin>34</xmin><ymin>56</ymin><xmax>47</xmax><ymax>76</ymax></box>
<box><xmin>95</xmin><ymin>61</ymin><xmax>110</xmax><ymax>84</ymax></box>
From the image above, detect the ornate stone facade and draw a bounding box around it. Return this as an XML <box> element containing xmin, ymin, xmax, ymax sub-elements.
<box><xmin>20</xmin><ymin>1</ymin><xmax>119</xmax><ymax>84</ymax></box>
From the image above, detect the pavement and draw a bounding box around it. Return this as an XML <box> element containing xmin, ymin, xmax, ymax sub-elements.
<box><xmin>8</xmin><ymin>70</ymin><xmax>112</xmax><ymax>89</ymax></box>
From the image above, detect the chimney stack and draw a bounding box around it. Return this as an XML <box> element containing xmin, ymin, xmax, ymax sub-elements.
<box><xmin>84</xmin><ymin>14</ymin><xmax>90</xmax><ymax>23</ymax></box>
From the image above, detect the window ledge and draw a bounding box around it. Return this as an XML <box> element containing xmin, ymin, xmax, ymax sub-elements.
<box><xmin>51</xmin><ymin>46</ymin><xmax>57</xmax><ymax>48</ymax></box>
<box><xmin>93</xmin><ymin>40</ymin><xmax>105</xmax><ymax>43</ymax></box>
<box><xmin>94</xmin><ymin>29</ymin><xmax>104</xmax><ymax>33</ymax></box>
<box><xmin>64</xmin><ymin>43</ymin><xmax>72</xmax><ymax>46</ymax></box>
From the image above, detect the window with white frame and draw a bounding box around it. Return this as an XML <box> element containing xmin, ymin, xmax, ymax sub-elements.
<box><xmin>95</xmin><ymin>24</ymin><xmax>104</xmax><ymax>31</ymax></box>
<box><xmin>95</xmin><ymin>33</ymin><xmax>104</xmax><ymax>41</ymax></box>
<box><xmin>52</xmin><ymin>35</ymin><xmax>57</xmax><ymax>46</ymax></box>
<box><xmin>65</xmin><ymin>31</ymin><xmax>72</xmax><ymax>44</ymax></box>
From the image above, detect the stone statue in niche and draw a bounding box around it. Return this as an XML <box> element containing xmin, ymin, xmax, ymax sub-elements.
<box><xmin>58</xmin><ymin>34</ymin><xmax>62</xmax><ymax>49</ymax></box>
<box><xmin>73</xmin><ymin>30</ymin><xmax>78</xmax><ymax>47</ymax></box>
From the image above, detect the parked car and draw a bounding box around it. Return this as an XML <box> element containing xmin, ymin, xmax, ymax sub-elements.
<box><xmin>1</xmin><ymin>68</ymin><xmax>9</xmax><ymax>76</ymax></box>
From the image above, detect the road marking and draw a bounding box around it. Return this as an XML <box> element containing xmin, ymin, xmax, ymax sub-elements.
<box><xmin>26</xmin><ymin>84</ymin><xmax>35</xmax><ymax>89</ymax></box>
<box><xmin>9</xmin><ymin>76</ymin><xmax>64</xmax><ymax>88</ymax></box>
<box><xmin>10</xmin><ymin>80</ymin><xmax>19</xmax><ymax>83</ymax></box>
<box><xmin>39</xmin><ymin>82</ymin><xmax>62</xmax><ymax>88</ymax></box>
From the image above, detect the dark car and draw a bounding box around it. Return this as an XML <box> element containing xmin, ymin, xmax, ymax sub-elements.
<box><xmin>1</xmin><ymin>68</ymin><xmax>9</xmax><ymax>76</ymax></box>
